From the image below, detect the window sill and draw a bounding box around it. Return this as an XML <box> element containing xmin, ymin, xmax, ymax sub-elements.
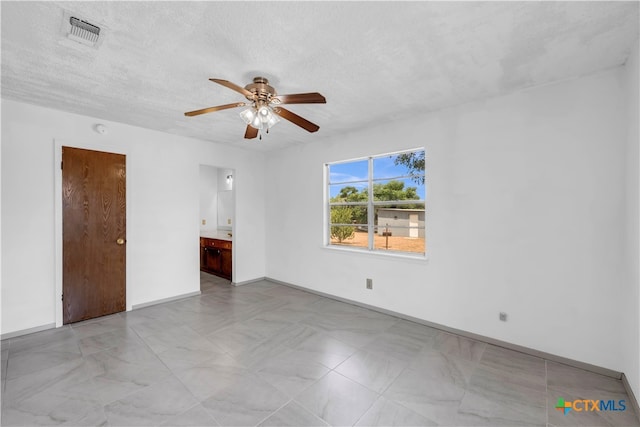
<box><xmin>323</xmin><ymin>244</ymin><xmax>429</xmax><ymax>262</ymax></box>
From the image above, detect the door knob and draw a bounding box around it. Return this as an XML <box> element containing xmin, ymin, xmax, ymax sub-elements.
<box><xmin>116</xmin><ymin>238</ymin><xmax>125</xmax><ymax>245</ymax></box>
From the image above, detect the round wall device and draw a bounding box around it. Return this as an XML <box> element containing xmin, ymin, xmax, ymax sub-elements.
<box><xmin>94</xmin><ymin>124</ymin><xmax>107</xmax><ymax>134</ymax></box>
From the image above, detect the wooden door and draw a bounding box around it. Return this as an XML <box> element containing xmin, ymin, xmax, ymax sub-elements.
<box><xmin>62</xmin><ymin>147</ymin><xmax>126</xmax><ymax>324</ymax></box>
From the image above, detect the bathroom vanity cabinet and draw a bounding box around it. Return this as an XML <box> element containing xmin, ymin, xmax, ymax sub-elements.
<box><xmin>200</xmin><ymin>237</ymin><xmax>232</xmax><ymax>280</ymax></box>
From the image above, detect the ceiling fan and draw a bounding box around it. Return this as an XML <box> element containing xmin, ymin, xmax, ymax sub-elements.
<box><xmin>185</xmin><ymin>77</ymin><xmax>326</xmax><ymax>140</ymax></box>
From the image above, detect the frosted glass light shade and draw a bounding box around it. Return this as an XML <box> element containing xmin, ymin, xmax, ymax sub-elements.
<box><xmin>266</xmin><ymin>112</ymin><xmax>280</xmax><ymax>128</ymax></box>
<box><xmin>241</xmin><ymin>105</ymin><xmax>279</xmax><ymax>131</ymax></box>
<box><xmin>250</xmin><ymin>113</ymin><xmax>263</xmax><ymax>130</ymax></box>
<box><xmin>258</xmin><ymin>106</ymin><xmax>280</xmax><ymax>129</ymax></box>
<box><xmin>239</xmin><ymin>108</ymin><xmax>255</xmax><ymax>124</ymax></box>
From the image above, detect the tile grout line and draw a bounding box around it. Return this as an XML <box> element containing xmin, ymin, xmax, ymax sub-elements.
<box><xmin>251</xmin><ymin>396</ymin><xmax>296</xmax><ymax>427</ymax></box>
<box><xmin>331</xmin><ymin>369</ymin><xmax>381</xmax><ymax>425</ymax></box>
<box><xmin>105</xmin><ymin>306</ymin><xmax>238</xmax><ymax>424</ymax></box>
<box><xmin>4</xmin><ymin>278</ymin><xmax>637</xmax><ymax>427</ymax></box>
<box><xmin>148</xmin><ymin>282</ymin><xmax>314</xmax><ymax>426</ymax></box>
<box><xmin>288</xmin><ymin>369</ymin><xmax>334</xmax><ymax>425</ymax></box>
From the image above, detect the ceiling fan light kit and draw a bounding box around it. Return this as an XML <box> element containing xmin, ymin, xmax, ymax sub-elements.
<box><xmin>240</xmin><ymin>105</ymin><xmax>280</xmax><ymax>131</ymax></box>
<box><xmin>185</xmin><ymin>76</ymin><xmax>326</xmax><ymax>140</ymax></box>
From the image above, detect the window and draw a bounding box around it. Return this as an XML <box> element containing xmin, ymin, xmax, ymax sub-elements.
<box><xmin>325</xmin><ymin>148</ymin><xmax>426</xmax><ymax>257</ymax></box>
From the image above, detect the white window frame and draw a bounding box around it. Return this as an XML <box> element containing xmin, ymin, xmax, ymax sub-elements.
<box><xmin>324</xmin><ymin>148</ymin><xmax>427</xmax><ymax>259</ymax></box>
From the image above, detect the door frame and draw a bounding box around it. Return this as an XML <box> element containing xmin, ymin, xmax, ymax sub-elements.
<box><xmin>199</xmin><ymin>163</ymin><xmax>236</xmax><ymax>283</ymax></box>
<box><xmin>54</xmin><ymin>138</ymin><xmax>132</xmax><ymax>327</ymax></box>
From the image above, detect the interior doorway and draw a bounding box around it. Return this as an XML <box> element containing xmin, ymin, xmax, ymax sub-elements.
<box><xmin>62</xmin><ymin>146</ymin><xmax>126</xmax><ymax>324</ymax></box>
<box><xmin>199</xmin><ymin>164</ymin><xmax>235</xmax><ymax>287</ymax></box>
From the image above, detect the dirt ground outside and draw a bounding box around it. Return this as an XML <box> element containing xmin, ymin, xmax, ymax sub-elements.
<box><xmin>330</xmin><ymin>230</ymin><xmax>425</xmax><ymax>253</ymax></box>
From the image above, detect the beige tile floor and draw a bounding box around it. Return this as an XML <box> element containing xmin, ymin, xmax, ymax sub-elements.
<box><xmin>1</xmin><ymin>272</ymin><xmax>638</xmax><ymax>426</ymax></box>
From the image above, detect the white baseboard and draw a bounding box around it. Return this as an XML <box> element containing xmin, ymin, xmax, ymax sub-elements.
<box><xmin>132</xmin><ymin>290</ymin><xmax>201</xmax><ymax>310</ymax></box>
<box><xmin>266</xmin><ymin>277</ymin><xmax>623</xmax><ymax>380</ymax></box>
<box><xmin>1</xmin><ymin>323</ymin><xmax>57</xmax><ymax>341</ymax></box>
<box><xmin>233</xmin><ymin>277</ymin><xmax>267</xmax><ymax>286</ymax></box>
<box><xmin>2</xmin><ymin>290</ymin><xmax>203</xmax><ymax>341</ymax></box>
<box><xmin>622</xmin><ymin>373</ymin><xmax>640</xmax><ymax>423</ymax></box>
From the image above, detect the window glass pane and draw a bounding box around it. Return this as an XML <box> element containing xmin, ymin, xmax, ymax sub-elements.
<box><xmin>373</xmin><ymin>150</ymin><xmax>425</xmax><ymax>181</ymax></box>
<box><xmin>330</xmin><ymin>205</ymin><xmax>368</xmax><ymax>227</ymax></box>
<box><xmin>328</xmin><ymin>159</ymin><xmax>368</xmax><ymax>184</ymax></box>
<box><xmin>330</xmin><ymin>206</ymin><xmax>368</xmax><ymax>248</ymax></box>
<box><xmin>374</xmin><ymin>204</ymin><xmax>425</xmax><ymax>254</ymax></box>
<box><xmin>328</xmin><ymin>183</ymin><xmax>368</xmax><ymax>201</ymax></box>
<box><xmin>329</xmin><ymin>226</ymin><xmax>369</xmax><ymax>248</ymax></box>
<box><xmin>372</xmin><ymin>178</ymin><xmax>425</xmax><ymax>202</ymax></box>
<box><xmin>325</xmin><ymin>149</ymin><xmax>426</xmax><ymax>258</ymax></box>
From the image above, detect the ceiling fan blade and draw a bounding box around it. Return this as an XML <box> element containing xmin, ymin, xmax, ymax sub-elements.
<box><xmin>244</xmin><ymin>125</ymin><xmax>258</xmax><ymax>139</ymax></box>
<box><xmin>273</xmin><ymin>107</ymin><xmax>320</xmax><ymax>133</ymax></box>
<box><xmin>184</xmin><ymin>102</ymin><xmax>246</xmax><ymax>117</ymax></box>
<box><xmin>272</xmin><ymin>92</ymin><xmax>326</xmax><ymax>104</ymax></box>
<box><xmin>210</xmin><ymin>78</ymin><xmax>255</xmax><ymax>98</ymax></box>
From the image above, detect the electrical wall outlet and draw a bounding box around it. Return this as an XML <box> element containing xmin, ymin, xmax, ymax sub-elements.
<box><xmin>202</xmin><ymin>219</ymin><xmax>206</xmax><ymax>225</ymax></box>
<box><xmin>366</xmin><ymin>278</ymin><xmax>373</xmax><ymax>289</ymax></box>
<box><xmin>499</xmin><ymin>312</ymin><xmax>508</xmax><ymax>322</ymax></box>
<box><xmin>227</xmin><ymin>218</ymin><xmax>231</xmax><ymax>225</ymax></box>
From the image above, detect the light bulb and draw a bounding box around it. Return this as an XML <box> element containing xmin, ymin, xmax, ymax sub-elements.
<box><xmin>251</xmin><ymin>113</ymin><xmax>263</xmax><ymax>130</ymax></box>
<box><xmin>258</xmin><ymin>106</ymin><xmax>271</xmax><ymax>123</ymax></box>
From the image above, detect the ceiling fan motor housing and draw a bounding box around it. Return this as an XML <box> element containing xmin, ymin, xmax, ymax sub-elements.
<box><xmin>244</xmin><ymin>77</ymin><xmax>277</xmax><ymax>103</ymax></box>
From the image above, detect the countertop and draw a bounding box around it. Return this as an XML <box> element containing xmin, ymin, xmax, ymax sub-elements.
<box><xmin>200</xmin><ymin>230</ymin><xmax>233</xmax><ymax>241</ymax></box>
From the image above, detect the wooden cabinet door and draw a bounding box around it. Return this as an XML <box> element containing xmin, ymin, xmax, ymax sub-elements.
<box><xmin>62</xmin><ymin>147</ymin><xmax>126</xmax><ymax>324</ymax></box>
<box><xmin>220</xmin><ymin>249</ymin><xmax>232</xmax><ymax>279</ymax></box>
<box><xmin>203</xmin><ymin>247</ymin><xmax>222</xmax><ymax>272</ymax></box>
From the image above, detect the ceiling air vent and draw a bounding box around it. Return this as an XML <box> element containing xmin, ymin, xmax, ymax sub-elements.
<box><xmin>60</xmin><ymin>10</ymin><xmax>105</xmax><ymax>48</ymax></box>
<box><xmin>68</xmin><ymin>17</ymin><xmax>100</xmax><ymax>45</ymax></box>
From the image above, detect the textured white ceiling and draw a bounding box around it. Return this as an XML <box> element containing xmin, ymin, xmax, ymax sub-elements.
<box><xmin>2</xmin><ymin>1</ymin><xmax>638</xmax><ymax>151</ymax></box>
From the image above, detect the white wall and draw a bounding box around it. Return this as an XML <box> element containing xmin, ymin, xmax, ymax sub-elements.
<box><xmin>265</xmin><ymin>67</ymin><xmax>629</xmax><ymax>373</ymax></box>
<box><xmin>199</xmin><ymin>165</ymin><xmax>218</xmax><ymax>233</ymax></box>
<box><xmin>1</xmin><ymin>99</ymin><xmax>266</xmax><ymax>336</ymax></box>
<box><xmin>623</xmin><ymin>40</ymin><xmax>640</xmax><ymax>398</ymax></box>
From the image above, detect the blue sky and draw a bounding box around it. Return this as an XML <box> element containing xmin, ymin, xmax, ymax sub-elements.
<box><xmin>328</xmin><ymin>153</ymin><xmax>426</xmax><ymax>199</ymax></box>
